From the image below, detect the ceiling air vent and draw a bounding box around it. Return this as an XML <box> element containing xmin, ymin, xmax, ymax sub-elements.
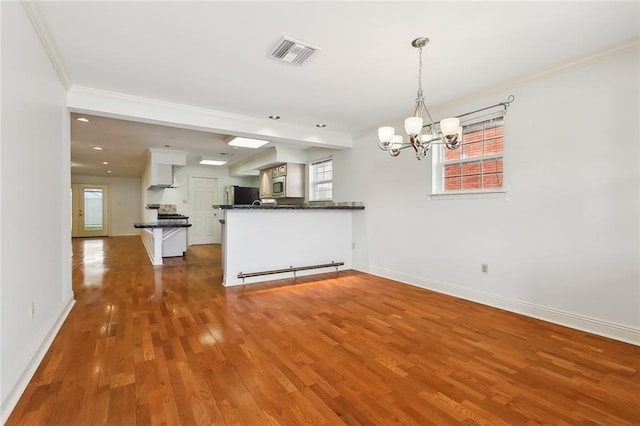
<box><xmin>268</xmin><ymin>37</ymin><xmax>319</xmax><ymax>65</ymax></box>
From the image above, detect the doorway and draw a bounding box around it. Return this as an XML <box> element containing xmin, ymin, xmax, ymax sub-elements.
<box><xmin>71</xmin><ymin>184</ymin><xmax>109</xmax><ymax>237</ymax></box>
<box><xmin>188</xmin><ymin>176</ymin><xmax>219</xmax><ymax>244</ymax></box>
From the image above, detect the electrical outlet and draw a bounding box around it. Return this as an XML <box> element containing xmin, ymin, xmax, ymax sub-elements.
<box><xmin>481</xmin><ymin>264</ymin><xmax>488</xmax><ymax>274</ymax></box>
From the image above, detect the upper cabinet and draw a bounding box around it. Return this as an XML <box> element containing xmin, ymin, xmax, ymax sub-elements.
<box><xmin>259</xmin><ymin>162</ymin><xmax>305</xmax><ymax>199</ymax></box>
<box><xmin>259</xmin><ymin>169</ymin><xmax>272</xmax><ymax>198</ymax></box>
<box><xmin>283</xmin><ymin>163</ymin><xmax>305</xmax><ymax>198</ymax></box>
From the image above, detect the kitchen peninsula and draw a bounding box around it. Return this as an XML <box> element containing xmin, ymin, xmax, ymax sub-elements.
<box><xmin>215</xmin><ymin>203</ymin><xmax>365</xmax><ymax>286</ymax></box>
<box><xmin>135</xmin><ymin>217</ymin><xmax>191</xmax><ymax>265</ymax></box>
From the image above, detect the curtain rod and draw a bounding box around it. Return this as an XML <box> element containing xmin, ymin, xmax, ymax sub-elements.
<box><xmin>423</xmin><ymin>95</ymin><xmax>515</xmax><ymax>130</ymax></box>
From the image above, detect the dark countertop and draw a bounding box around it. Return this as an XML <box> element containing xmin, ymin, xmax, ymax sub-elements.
<box><xmin>212</xmin><ymin>204</ymin><xmax>365</xmax><ymax>210</ymax></box>
<box><xmin>134</xmin><ymin>222</ymin><xmax>192</xmax><ymax>229</ymax></box>
<box><xmin>157</xmin><ymin>214</ymin><xmax>189</xmax><ymax>219</ymax></box>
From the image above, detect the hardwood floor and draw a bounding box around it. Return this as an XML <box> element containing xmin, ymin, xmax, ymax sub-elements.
<box><xmin>6</xmin><ymin>236</ymin><xmax>639</xmax><ymax>425</ymax></box>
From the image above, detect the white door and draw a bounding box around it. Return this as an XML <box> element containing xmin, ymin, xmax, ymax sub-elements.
<box><xmin>72</xmin><ymin>184</ymin><xmax>109</xmax><ymax>237</ymax></box>
<box><xmin>188</xmin><ymin>177</ymin><xmax>219</xmax><ymax>244</ymax></box>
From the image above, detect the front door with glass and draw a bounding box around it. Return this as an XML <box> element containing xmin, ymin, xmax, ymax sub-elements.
<box><xmin>72</xmin><ymin>184</ymin><xmax>109</xmax><ymax>237</ymax></box>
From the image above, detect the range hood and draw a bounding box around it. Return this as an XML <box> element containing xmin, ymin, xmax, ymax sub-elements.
<box><xmin>146</xmin><ymin>149</ymin><xmax>186</xmax><ymax>190</ymax></box>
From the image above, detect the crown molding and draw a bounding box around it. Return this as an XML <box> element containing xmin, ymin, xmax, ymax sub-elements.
<box><xmin>436</xmin><ymin>37</ymin><xmax>640</xmax><ymax>113</ymax></box>
<box><xmin>21</xmin><ymin>1</ymin><xmax>70</xmax><ymax>90</ymax></box>
<box><xmin>355</xmin><ymin>37</ymin><xmax>640</xmax><ymax>139</ymax></box>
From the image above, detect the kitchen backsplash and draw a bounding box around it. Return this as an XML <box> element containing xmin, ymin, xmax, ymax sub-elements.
<box><xmin>147</xmin><ymin>204</ymin><xmax>177</xmax><ymax>214</ymax></box>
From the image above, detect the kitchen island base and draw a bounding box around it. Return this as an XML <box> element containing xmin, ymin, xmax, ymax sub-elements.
<box><xmin>219</xmin><ymin>205</ymin><xmax>363</xmax><ymax>286</ymax></box>
<box><xmin>134</xmin><ymin>222</ymin><xmax>192</xmax><ymax>265</ymax></box>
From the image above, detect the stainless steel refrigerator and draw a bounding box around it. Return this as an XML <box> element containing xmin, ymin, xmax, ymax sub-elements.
<box><xmin>224</xmin><ymin>186</ymin><xmax>260</xmax><ymax>205</ymax></box>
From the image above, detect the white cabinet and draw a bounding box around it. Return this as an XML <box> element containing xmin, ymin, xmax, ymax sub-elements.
<box><xmin>259</xmin><ymin>163</ymin><xmax>305</xmax><ymax>198</ymax></box>
<box><xmin>259</xmin><ymin>169</ymin><xmax>272</xmax><ymax>198</ymax></box>
<box><xmin>284</xmin><ymin>163</ymin><xmax>305</xmax><ymax>198</ymax></box>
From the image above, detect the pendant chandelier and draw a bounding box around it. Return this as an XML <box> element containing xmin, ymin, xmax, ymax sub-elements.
<box><xmin>377</xmin><ymin>37</ymin><xmax>514</xmax><ymax>160</ymax></box>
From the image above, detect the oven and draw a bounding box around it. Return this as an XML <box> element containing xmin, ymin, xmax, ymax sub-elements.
<box><xmin>272</xmin><ymin>176</ymin><xmax>285</xmax><ymax>198</ymax></box>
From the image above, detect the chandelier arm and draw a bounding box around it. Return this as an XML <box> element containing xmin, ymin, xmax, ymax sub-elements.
<box><xmin>421</xmin><ymin>95</ymin><xmax>515</xmax><ymax>130</ymax></box>
<box><xmin>378</xmin><ymin>141</ymin><xmax>393</xmax><ymax>151</ymax></box>
<box><xmin>378</xmin><ymin>141</ymin><xmax>415</xmax><ymax>153</ymax></box>
<box><xmin>423</xmin><ymin>104</ymin><xmax>435</xmax><ymax>128</ymax></box>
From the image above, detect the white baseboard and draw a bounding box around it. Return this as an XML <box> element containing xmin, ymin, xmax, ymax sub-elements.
<box><xmin>361</xmin><ymin>266</ymin><xmax>639</xmax><ymax>346</ymax></box>
<box><xmin>0</xmin><ymin>297</ymin><xmax>76</xmax><ymax>424</ymax></box>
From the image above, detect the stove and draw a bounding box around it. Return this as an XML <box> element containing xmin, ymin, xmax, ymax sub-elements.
<box><xmin>157</xmin><ymin>214</ymin><xmax>189</xmax><ymax>223</ymax></box>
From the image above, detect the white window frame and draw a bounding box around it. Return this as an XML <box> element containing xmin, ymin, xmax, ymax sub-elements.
<box><xmin>309</xmin><ymin>158</ymin><xmax>333</xmax><ymax>201</ymax></box>
<box><xmin>431</xmin><ymin>116</ymin><xmax>507</xmax><ymax>200</ymax></box>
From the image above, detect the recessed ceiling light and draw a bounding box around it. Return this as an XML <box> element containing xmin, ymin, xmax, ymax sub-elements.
<box><xmin>76</xmin><ymin>117</ymin><xmax>89</xmax><ymax>123</ymax></box>
<box><xmin>93</xmin><ymin>146</ymin><xmax>103</xmax><ymax>151</ymax></box>
<box><xmin>269</xmin><ymin>115</ymin><xmax>281</xmax><ymax>120</ymax></box>
<box><xmin>102</xmin><ymin>161</ymin><xmax>109</xmax><ymax>165</ymax></box>
<box><xmin>227</xmin><ymin>137</ymin><xmax>269</xmax><ymax>149</ymax></box>
<box><xmin>199</xmin><ymin>159</ymin><xmax>228</xmax><ymax>166</ymax></box>
<box><xmin>164</xmin><ymin>145</ymin><xmax>171</xmax><ymax>148</ymax></box>
<box><xmin>316</xmin><ymin>123</ymin><xmax>327</xmax><ymax>128</ymax></box>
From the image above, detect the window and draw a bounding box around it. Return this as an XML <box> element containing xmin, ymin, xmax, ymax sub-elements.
<box><xmin>432</xmin><ymin>116</ymin><xmax>504</xmax><ymax>195</ymax></box>
<box><xmin>309</xmin><ymin>158</ymin><xmax>333</xmax><ymax>201</ymax></box>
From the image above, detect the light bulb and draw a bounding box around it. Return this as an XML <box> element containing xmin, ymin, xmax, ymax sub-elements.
<box><xmin>378</xmin><ymin>126</ymin><xmax>395</xmax><ymax>143</ymax></box>
<box><xmin>404</xmin><ymin>116</ymin><xmax>423</xmax><ymax>136</ymax></box>
<box><xmin>440</xmin><ymin>117</ymin><xmax>460</xmax><ymax>136</ymax></box>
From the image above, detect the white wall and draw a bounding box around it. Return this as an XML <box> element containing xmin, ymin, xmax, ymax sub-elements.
<box><xmin>72</xmin><ymin>175</ymin><xmax>142</xmax><ymax>236</ymax></box>
<box><xmin>1</xmin><ymin>2</ymin><xmax>73</xmax><ymax>422</ymax></box>
<box><xmin>335</xmin><ymin>48</ymin><xmax>639</xmax><ymax>344</ymax></box>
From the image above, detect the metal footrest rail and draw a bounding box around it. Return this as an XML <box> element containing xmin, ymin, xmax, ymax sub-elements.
<box><xmin>237</xmin><ymin>261</ymin><xmax>344</xmax><ymax>283</ymax></box>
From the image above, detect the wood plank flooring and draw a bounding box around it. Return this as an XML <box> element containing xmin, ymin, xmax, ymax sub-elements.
<box><xmin>6</xmin><ymin>236</ymin><xmax>640</xmax><ymax>425</ymax></box>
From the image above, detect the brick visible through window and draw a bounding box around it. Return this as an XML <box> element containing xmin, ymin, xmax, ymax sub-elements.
<box><xmin>433</xmin><ymin>116</ymin><xmax>504</xmax><ymax>193</ymax></box>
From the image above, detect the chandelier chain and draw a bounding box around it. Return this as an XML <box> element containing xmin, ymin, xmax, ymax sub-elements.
<box><xmin>417</xmin><ymin>47</ymin><xmax>423</xmax><ymax>99</ymax></box>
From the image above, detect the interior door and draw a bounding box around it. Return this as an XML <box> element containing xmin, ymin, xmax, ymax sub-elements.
<box><xmin>72</xmin><ymin>184</ymin><xmax>109</xmax><ymax>237</ymax></box>
<box><xmin>189</xmin><ymin>177</ymin><xmax>219</xmax><ymax>245</ymax></box>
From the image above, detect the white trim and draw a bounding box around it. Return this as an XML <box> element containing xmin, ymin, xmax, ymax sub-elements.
<box><xmin>67</xmin><ymin>86</ymin><xmax>352</xmax><ymax>149</ymax></box>
<box><xmin>428</xmin><ymin>191</ymin><xmax>508</xmax><ymax>201</ymax></box>
<box><xmin>0</xmin><ymin>297</ymin><xmax>76</xmax><ymax>424</ymax></box>
<box><xmin>20</xmin><ymin>1</ymin><xmax>71</xmax><ymax>90</ymax></box>
<box><xmin>309</xmin><ymin>157</ymin><xmax>334</xmax><ymax>201</ymax></box>
<box><xmin>431</xmin><ymin>115</ymin><xmax>505</xmax><ymax>197</ymax></box>
<box><xmin>360</xmin><ymin>266</ymin><xmax>640</xmax><ymax>346</ymax></box>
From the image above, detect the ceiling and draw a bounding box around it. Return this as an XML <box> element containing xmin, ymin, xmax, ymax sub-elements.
<box><xmin>32</xmin><ymin>1</ymin><xmax>639</xmax><ymax>177</ymax></box>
